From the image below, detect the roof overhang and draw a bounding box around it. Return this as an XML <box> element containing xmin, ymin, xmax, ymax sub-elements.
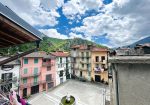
<box><xmin>0</xmin><ymin>3</ymin><xmax>42</xmax><ymax>48</ymax></box>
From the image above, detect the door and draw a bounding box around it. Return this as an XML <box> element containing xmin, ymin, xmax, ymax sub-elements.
<box><xmin>80</xmin><ymin>71</ymin><xmax>82</xmax><ymax>77</ymax></box>
<box><xmin>23</xmin><ymin>88</ymin><xmax>27</xmax><ymax>98</ymax></box>
<box><xmin>31</xmin><ymin>85</ymin><xmax>39</xmax><ymax>95</ymax></box>
<box><xmin>95</xmin><ymin>75</ymin><xmax>101</xmax><ymax>82</ymax></box>
<box><xmin>47</xmin><ymin>83</ymin><xmax>54</xmax><ymax>89</ymax></box>
<box><xmin>60</xmin><ymin>78</ymin><xmax>63</xmax><ymax>84</ymax></box>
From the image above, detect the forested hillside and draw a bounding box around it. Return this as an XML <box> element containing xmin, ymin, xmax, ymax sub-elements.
<box><xmin>0</xmin><ymin>37</ymin><xmax>107</xmax><ymax>55</ymax></box>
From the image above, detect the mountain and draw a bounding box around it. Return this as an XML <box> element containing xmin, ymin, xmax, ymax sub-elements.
<box><xmin>124</xmin><ymin>36</ymin><xmax>150</xmax><ymax>48</ymax></box>
<box><xmin>0</xmin><ymin>37</ymin><xmax>107</xmax><ymax>55</ymax></box>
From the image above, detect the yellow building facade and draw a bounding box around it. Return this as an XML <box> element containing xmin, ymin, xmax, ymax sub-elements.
<box><xmin>91</xmin><ymin>48</ymin><xmax>108</xmax><ymax>82</ymax></box>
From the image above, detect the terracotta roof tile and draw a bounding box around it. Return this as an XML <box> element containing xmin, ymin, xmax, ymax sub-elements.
<box><xmin>50</xmin><ymin>52</ymin><xmax>70</xmax><ymax>57</ymax></box>
<box><xmin>91</xmin><ymin>47</ymin><xmax>108</xmax><ymax>52</ymax></box>
<box><xmin>24</xmin><ymin>51</ymin><xmax>55</xmax><ymax>59</ymax></box>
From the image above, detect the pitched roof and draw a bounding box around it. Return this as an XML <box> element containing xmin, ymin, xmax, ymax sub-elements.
<box><xmin>50</xmin><ymin>52</ymin><xmax>70</xmax><ymax>57</ymax></box>
<box><xmin>0</xmin><ymin>56</ymin><xmax>20</xmax><ymax>65</ymax></box>
<box><xmin>24</xmin><ymin>51</ymin><xmax>55</xmax><ymax>59</ymax></box>
<box><xmin>91</xmin><ymin>47</ymin><xmax>108</xmax><ymax>52</ymax></box>
<box><xmin>136</xmin><ymin>43</ymin><xmax>150</xmax><ymax>47</ymax></box>
<box><xmin>71</xmin><ymin>44</ymin><xmax>108</xmax><ymax>51</ymax></box>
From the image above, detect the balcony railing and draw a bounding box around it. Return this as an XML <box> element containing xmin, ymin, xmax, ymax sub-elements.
<box><xmin>21</xmin><ymin>67</ymin><xmax>41</xmax><ymax>78</ymax></box>
<box><xmin>80</xmin><ymin>60</ymin><xmax>90</xmax><ymax>64</ymax></box>
<box><xmin>94</xmin><ymin>67</ymin><xmax>105</xmax><ymax>74</ymax></box>
<box><xmin>42</xmin><ymin>62</ymin><xmax>54</xmax><ymax>66</ymax></box>
<box><xmin>19</xmin><ymin>79</ymin><xmax>54</xmax><ymax>88</ymax></box>
<box><xmin>93</xmin><ymin>60</ymin><xmax>106</xmax><ymax>64</ymax></box>
<box><xmin>21</xmin><ymin>71</ymin><xmax>41</xmax><ymax>78</ymax></box>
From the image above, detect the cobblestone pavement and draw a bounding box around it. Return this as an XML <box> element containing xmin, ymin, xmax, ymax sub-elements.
<box><xmin>28</xmin><ymin>80</ymin><xmax>110</xmax><ymax>105</ymax></box>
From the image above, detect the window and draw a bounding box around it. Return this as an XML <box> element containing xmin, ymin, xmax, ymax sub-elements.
<box><xmin>82</xmin><ymin>57</ymin><xmax>84</xmax><ymax>61</ymax></box>
<box><xmin>59</xmin><ymin>71</ymin><xmax>63</xmax><ymax>77</ymax></box>
<box><xmin>24</xmin><ymin>58</ymin><xmax>28</xmax><ymax>64</ymax></box>
<box><xmin>46</xmin><ymin>74</ymin><xmax>52</xmax><ymax>81</ymax></box>
<box><xmin>87</xmin><ymin>64</ymin><xmax>89</xmax><ymax>69</ymax></box>
<box><xmin>87</xmin><ymin>58</ymin><xmax>89</xmax><ymax>62</ymax></box>
<box><xmin>47</xmin><ymin>66</ymin><xmax>51</xmax><ymax>71</ymax></box>
<box><xmin>66</xmin><ymin>57</ymin><xmax>68</xmax><ymax>63</ymax></box>
<box><xmin>95</xmin><ymin>64</ymin><xmax>99</xmax><ymax>68</ymax></box>
<box><xmin>2</xmin><ymin>73</ymin><xmax>12</xmax><ymax>82</ymax></box>
<box><xmin>24</xmin><ymin>68</ymin><xmax>28</xmax><ymax>74</ymax></box>
<box><xmin>101</xmin><ymin>56</ymin><xmax>105</xmax><ymax>62</ymax></box>
<box><xmin>95</xmin><ymin>56</ymin><xmax>99</xmax><ymax>62</ymax></box>
<box><xmin>66</xmin><ymin>63</ymin><xmax>68</xmax><ymax>68</ymax></box>
<box><xmin>81</xmin><ymin>52</ymin><xmax>84</xmax><ymax>57</ymax></box>
<box><xmin>23</xmin><ymin>78</ymin><xmax>27</xmax><ymax>84</ymax></box>
<box><xmin>43</xmin><ymin>59</ymin><xmax>46</xmax><ymax>62</ymax></box>
<box><xmin>86</xmin><ymin>52</ymin><xmax>89</xmax><ymax>57</ymax></box>
<box><xmin>82</xmin><ymin>64</ymin><xmax>84</xmax><ymax>68</ymax></box>
<box><xmin>34</xmin><ymin>67</ymin><xmax>38</xmax><ymax>75</ymax></box>
<box><xmin>34</xmin><ymin>58</ymin><xmax>38</xmax><ymax>64</ymax></box>
<box><xmin>73</xmin><ymin>58</ymin><xmax>76</xmax><ymax>63</ymax></box>
<box><xmin>80</xmin><ymin>71</ymin><xmax>82</xmax><ymax>77</ymax></box>
<box><xmin>60</xmin><ymin>58</ymin><xmax>62</xmax><ymax>63</ymax></box>
<box><xmin>34</xmin><ymin>77</ymin><xmax>38</xmax><ymax>83</ymax></box>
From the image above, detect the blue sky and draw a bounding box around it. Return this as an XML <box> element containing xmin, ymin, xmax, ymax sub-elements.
<box><xmin>0</xmin><ymin>0</ymin><xmax>150</xmax><ymax>47</ymax></box>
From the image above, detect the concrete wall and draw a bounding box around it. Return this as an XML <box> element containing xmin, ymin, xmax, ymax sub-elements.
<box><xmin>117</xmin><ymin>63</ymin><xmax>150</xmax><ymax>105</ymax></box>
<box><xmin>110</xmin><ymin>56</ymin><xmax>150</xmax><ymax>105</ymax></box>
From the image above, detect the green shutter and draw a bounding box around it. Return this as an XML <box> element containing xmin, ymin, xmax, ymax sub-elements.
<box><xmin>24</xmin><ymin>68</ymin><xmax>28</xmax><ymax>74</ymax></box>
<box><xmin>34</xmin><ymin>58</ymin><xmax>38</xmax><ymax>64</ymax></box>
<box><xmin>33</xmin><ymin>77</ymin><xmax>38</xmax><ymax>85</ymax></box>
<box><xmin>34</xmin><ymin>67</ymin><xmax>38</xmax><ymax>75</ymax></box>
<box><xmin>23</xmin><ymin>78</ymin><xmax>27</xmax><ymax>84</ymax></box>
<box><xmin>24</xmin><ymin>58</ymin><xmax>28</xmax><ymax>64</ymax></box>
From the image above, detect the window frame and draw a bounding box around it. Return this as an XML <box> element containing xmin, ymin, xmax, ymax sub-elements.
<box><xmin>24</xmin><ymin>58</ymin><xmax>28</xmax><ymax>64</ymax></box>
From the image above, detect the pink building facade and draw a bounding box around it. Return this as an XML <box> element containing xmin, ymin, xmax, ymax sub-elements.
<box><xmin>19</xmin><ymin>52</ymin><xmax>56</xmax><ymax>98</ymax></box>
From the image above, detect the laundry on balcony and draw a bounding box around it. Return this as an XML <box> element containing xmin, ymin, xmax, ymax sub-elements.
<box><xmin>94</xmin><ymin>67</ymin><xmax>104</xmax><ymax>73</ymax></box>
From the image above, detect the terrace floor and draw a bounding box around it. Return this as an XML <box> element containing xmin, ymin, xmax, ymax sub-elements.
<box><xmin>28</xmin><ymin>79</ymin><xmax>110</xmax><ymax>105</ymax></box>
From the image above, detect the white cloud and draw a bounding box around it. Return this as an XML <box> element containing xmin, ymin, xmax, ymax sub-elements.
<box><xmin>69</xmin><ymin>32</ymin><xmax>83</xmax><ymax>39</ymax></box>
<box><xmin>40</xmin><ymin>0</ymin><xmax>64</xmax><ymax>10</ymax></box>
<box><xmin>72</xmin><ymin>0</ymin><xmax>150</xmax><ymax>47</ymax></box>
<box><xmin>39</xmin><ymin>29</ymin><xmax>68</xmax><ymax>39</ymax></box>
<box><xmin>0</xmin><ymin>0</ymin><xmax>60</xmax><ymax>26</ymax></box>
<box><xmin>62</xmin><ymin>0</ymin><xmax>103</xmax><ymax>19</ymax></box>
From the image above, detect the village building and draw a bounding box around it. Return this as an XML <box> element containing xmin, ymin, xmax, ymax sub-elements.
<box><xmin>0</xmin><ymin>57</ymin><xmax>20</xmax><ymax>93</ymax></box>
<box><xmin>71</xmin><ymin>45</ymin><xmax>108</xmax><ymax>82</ymax></box>
<box><xmin>19</xmin><ymin>52</ymin><xmax>56</xmax><ymax>98</ymax></box>
<box><xmin>50</xmin><ymin>51</ymin><xmax>71</xmax><ymax>86</ymax></box>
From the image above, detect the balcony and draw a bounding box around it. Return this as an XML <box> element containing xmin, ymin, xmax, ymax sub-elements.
<box><xmin>79</xmin><ymin>67</ymin><xmax>87</xmax><ymax>71</ymax></box>
<box><xmin>66</xmin><ymin>60</ymin><xmax>70</xmax><ymax>63</ymax></box>
<box><xmin>42</xmin><ymin>62</ymin><xmax>54</xmax><ymax>66</ymax></box>
<box><xmin>93</xmin><ymin>60</ymin><xmax>106</xmax><ymax>64</ymax></box>
<box><xmin>80</xmin><ymin>60</ymin><xmax>90</xmax><ymax>64</ymax></box>
<box><xmin>94</xmin><ymin>67</ymin><xmax>105</xmax><ymax>74</ymax></box>
<box><xmin>19</xmin><ymin>79</ymin><xmax>54</xmax><ymax>88</ymax></box>
<box><xmin>21</xmin><ymin>68</ymin><xmax>41</xmax><ymax>78</ymax></box>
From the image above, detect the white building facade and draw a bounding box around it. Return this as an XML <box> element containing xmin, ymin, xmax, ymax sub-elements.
<box><xmin>50</xmin><ymin>52</ymin><xmax>71</xmax><ymax>86</ymax></box>
<box><xmin>0</xmin><ymin>57</ymin><xmax>20</xmax><ymax>93</ymax></box>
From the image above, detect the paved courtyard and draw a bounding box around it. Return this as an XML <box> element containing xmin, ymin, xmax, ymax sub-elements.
<box><xmin>28</xmin><ymin>80</ymin><xmax>110</xmax><ymax>105</ymax></box>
